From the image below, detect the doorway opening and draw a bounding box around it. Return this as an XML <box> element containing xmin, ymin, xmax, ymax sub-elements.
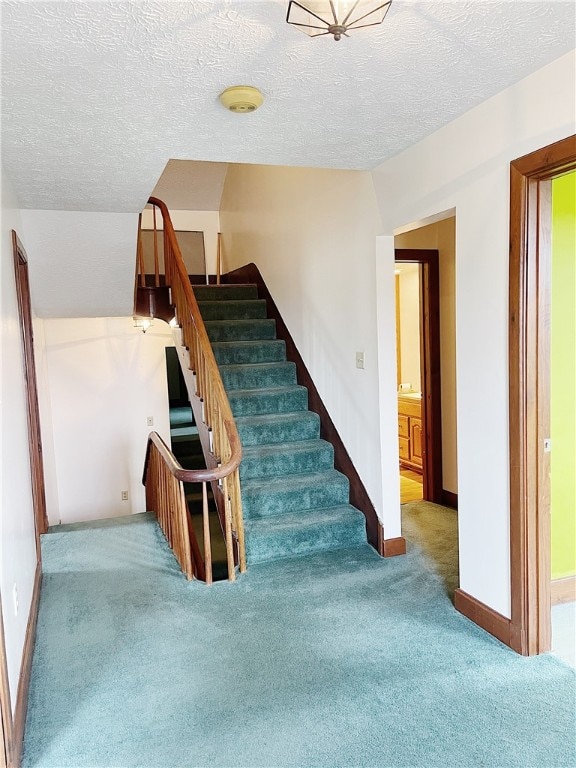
<box><xmin>395</xmin><ymin>262</ymin><xmax>424</xmax><ymax>504</ymax></box>
<box><xmin>394</xmin><ymin>217</ymin><xmax>459</xmax><ymax>600</ymax></box>
<box><xmin>509</xmin><ymin>134</ymin><xmax>576</xmax><ymax>657</ymax></box>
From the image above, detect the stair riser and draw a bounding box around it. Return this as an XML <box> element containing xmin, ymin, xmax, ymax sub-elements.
<box><xmin>236</xmin><ymin>415</ymin><xmax>320</xmax><ymax>446</ymax></box>
<box><xmin>242</xmin><ymin>479</ymin><xmax>349</xmax><ymax>519</ymax></box>
<box><xmin>245</xmin><ymin>519</ymin><xmax>366</xmax><ymax>563</ymax></box>
<box><xmin>240</xmin><ymin>444</ymin><xmax>334</xmax><ymax>480</ymax></box>
<box><xmin>193</xmin><ymin>286</ymin><xmax>258</xmax><ymax>302</ymax></box>
<box><xmin>211</xmin><ymin>341</ymin><xmax>286</xmax><ymax>365</ymax></box>
<box><xmin>228</xmin><ymin>388</ymin><xmax>308</xmax><ymax>417</ymax></box>
<box><xmin>198</xmin><ymin>300</ymin><xmax>267</xmax><ymax>321</ymax></box>
<box><xmin>205</xmin><ymin>320</ymin><xmax>276</xmax><ymax>342</ymax></box>
<box><xmin>221</xmin><ymin>363</ymin><xmax>296</xmax><ymax>391</ymax></box>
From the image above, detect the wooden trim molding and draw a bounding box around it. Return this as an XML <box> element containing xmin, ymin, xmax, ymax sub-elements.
<box><xmin>441</xmin><ymin>490</ymin><xmax>458</xmax><ymax>510</ymax></box>
<box><xmin>454</xmin><ymin>588</ymin><xmax>512</xmax><ymax>647</ymax></box>
<box><xmin>509</xmin><ymin>134</ymin><xmax>576</xmax><ymax>656</ymax></box>
<box><xmin>223</xmin><ymin>263</ymin><xmax>397</xmax><ymax>555</ymax></box>
<box><xmin>379</xmin><ymin>534</ymin><xmax>407</xmax><ymax>558</ymax></box>
<box><xmin>10</xmin><ymin>563</ymin><xmax>42</xmax><ymax>768</ymax></box>
<box><xmin>12</xmin><ymin>232</ymin><xmax>48</xmax><ymax>543</ymax></box>
<box><xmin>394</xmin><ymin>250</ymin><xmax>443</xmax><ymax>504</ymax></box>
<box><xmin>551</xmin><ymin>576</ymin><xmax>576</xmax><ymax>606</ymax></box>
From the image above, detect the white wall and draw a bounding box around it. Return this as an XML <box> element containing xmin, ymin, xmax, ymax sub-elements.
<box><xmin>372</xmin><ymin>49</ymin><xmax>576</xmax><ymax>617</ymax></box>
<box><xmin>141</xmin><ymin>208</ymin><xmax>221</xmax><ymax>277</ymax></box>
<box><xmin>0</xmin><ymin>169</ymin><xmax>39</xmax><ymax>709</ymax></box>
<box><xmin>220</xmin><ymin>165</ymin><xmax>389</xmax><ymax>523</ymax></box>
<box><xmin>20</xmin><ymin>210</ymin><xmax>138</xmax><ymax>319</ymax></box>
<box><xmin>40</xmin><ymin>317</ymin><xmax>173</xmax><ymax>525</ymax></box>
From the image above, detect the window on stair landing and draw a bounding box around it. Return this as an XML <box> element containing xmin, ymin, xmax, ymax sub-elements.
<box><xmin>140</xmin><ymin>229</ymin><xmax>206</xmax><ymax>283</ymax></box>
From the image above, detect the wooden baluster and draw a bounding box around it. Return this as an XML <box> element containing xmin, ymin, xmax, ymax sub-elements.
<box><xmin>202</xmin><ymin>482</ymin><xmax>213</xmax><ymax>585</ymax></box>
<box><xmin>216</xmin><ymin>233</ymin><xmax>222</xmax><ymax>286</ymax></box>
<box><xmin>137</xmin><ymin>213</ymin><xmax>146</xmax><ymax>287</ymax></box>
<box><xmin>178</xmin><ymin>477</ymin><xmax>192</xmax><ymax>579</ymax></box>
<box><xmin>153</xmin><ymin>205</ymin><xmax>160</xmax><ymax>288</ymax></box>
<box><xmin>222</xmin><ymin>476</ymin><xmax>235</xmax><ymax>582</ymax></box>
<box><xmin>164</xmin><ymin>228</ymin><xmax>170</xmax><ymax>285</ymax></box>
<box><xmin>233</xmin><ymin>470</ymin><xmax>247</xmax><ymax>573</ymax></box>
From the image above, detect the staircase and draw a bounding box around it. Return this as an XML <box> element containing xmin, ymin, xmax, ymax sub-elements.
<box><xmin>168</xmin><ymin>404</ymin><xmax>229</xmax><ymax>579</ymax></box>
<box><xmin>194</xmin><ymin>284</ymin><xmax>367</xmax><ymax>565</ymax></box>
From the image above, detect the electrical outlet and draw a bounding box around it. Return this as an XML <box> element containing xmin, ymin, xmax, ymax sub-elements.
<box><xmin>147</xmin><ymin>416</ymin><xmax>154</xmax><ymax>427</ymax></box>
<box><xmin>12</xmin><ymin>583</ymin><xmax>18</xmax><ymax>617</ymax></box>
<box><xmin>121</xmin><ymin>491</ymin><xmax>129</xmax><ymax>501</ymax></box>
<box><xmin>356</xmin><ymin>351</ymin><xmax>365</xmax><ymax>370</ymax></box>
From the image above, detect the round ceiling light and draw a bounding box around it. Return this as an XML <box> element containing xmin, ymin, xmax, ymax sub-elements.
<box><xmin>219</xmin><ymin>85</ymin><xmax>264</xmax><ymax>114</ymax></box>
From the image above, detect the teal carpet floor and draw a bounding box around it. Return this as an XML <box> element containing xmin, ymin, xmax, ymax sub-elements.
<box><xmin>23</xmin><ymin>514</ymin><xmax>575</xmax><ymax>767</ymax></box>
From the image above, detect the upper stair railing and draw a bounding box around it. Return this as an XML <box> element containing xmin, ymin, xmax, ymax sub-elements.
<box><xmin>137</xmin><ymin>197</ymin><xmax>246</xmax><ymax>583</ymax></box>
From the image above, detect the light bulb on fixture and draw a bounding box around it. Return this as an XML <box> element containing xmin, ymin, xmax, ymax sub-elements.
<box><xmin>133</xmin><ymin>316</ymin><xmax>153</xmax><ymax>333</ymax></box>
<box><xmin>286</xmin><ymin>0</ymin><xmax>392</xmax><ymax>41</ymax></box>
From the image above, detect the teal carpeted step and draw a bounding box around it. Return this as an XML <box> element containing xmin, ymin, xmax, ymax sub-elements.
<box><xmin>244</xmin><ymin>505</ymin><xmax>366</xmax><ymax>563</ymax></box>
<box><xmin>170</xmin><ymin>425</ymin><xmax>199</xmax><ymax>439</ymax></box>
<box><xmin>228</xmin><ymin>385</ymin><xmax>308</xmax><ymax>417</ymax></box>
<box><xmin>170</xmin><ymin>427</ymin><xmax>199</xmax><ymax>442</ymax></box>
<box><xmin>211</xmin><ymin>340</ymin><xmax>286</xmax><ymax>365</ymax></box>
<box><xmin>193</xmin><ymin>284</ymin><xmax>258</xmax><ymax>302</ymax></box>
<box><xmin>241</xmin><ymin>469</ymin><xmax>350</xmax><ymax>519</ymax></box>
<box><xmin>240</xmin><ymin>439</ymin><xmax>334</xmax><ymax>480</ymax></box>
<box><xmin>169</xmin><ymin>406</ymin><xmax>194</xmax><ymax>427</ymax></box>
<box><xmin>205</xmin><ymin>319</ymin><xmax>276</xmax><ymax>342</ymax></box>
<box><xmin>198</xmin><ymin>299</ymin><xmax>267</xmax><ymax>321</ymax></box>
<box><xmin>194</xmin><ymin>283</ymin><xmax>369</xmax><ymax>566</ymax></box>
<box><xmin>235</xmin><ymin>411</ymin><xmax>320</xmax><ymax>446</ymax></box>
<box><xmin>220</xmin><ymin>361</ymin><xmax>296</xmax><ymax>391</ymax></box>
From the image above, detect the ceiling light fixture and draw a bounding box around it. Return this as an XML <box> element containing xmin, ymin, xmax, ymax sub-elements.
<box><xmin>286</xmin><ymin>0</ymin><xmax>392</xmax><ymax>41</ymax></box>
<box><xmin>219</xmin><ymin>85</ymin><xmax>264</xmax><ymax>113</ymax></box>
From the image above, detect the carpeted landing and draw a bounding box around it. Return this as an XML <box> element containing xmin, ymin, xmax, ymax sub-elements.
<box><xmin>23</xmin><ymin>515</ymin><xmax>575</xmax><ymax>768</ymax></box>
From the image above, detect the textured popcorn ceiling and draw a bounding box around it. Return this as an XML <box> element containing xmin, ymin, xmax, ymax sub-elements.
<box><xmin>2</xmin><ymin>0</ymin><xmax>575</xmax><ymax>214</ymax></box>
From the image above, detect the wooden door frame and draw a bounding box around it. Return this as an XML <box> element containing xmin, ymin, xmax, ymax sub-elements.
<box><xmin>509</xmin><ymin>134</ymin><xmax>576</xmax><ymax>655</ymax></box>
<box><xmin>395</xmin><ymin>249</ymin><xmax>443</xmax><ymax>503</ymax></box>
<box><xmin>12</xmin><ymin>231</ymin><xmax>48</xmax><ymax>546</ymax></box>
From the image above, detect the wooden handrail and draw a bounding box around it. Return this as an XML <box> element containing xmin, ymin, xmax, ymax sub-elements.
<box><xmin>142</xmin><ymin>426</ymin><xmax>241</xmax><ymax>485</ymax></box>
<box><xmin>138</xmin><ymin>197</ymin><xmax>246</xmax><ymax>582</ymax></box>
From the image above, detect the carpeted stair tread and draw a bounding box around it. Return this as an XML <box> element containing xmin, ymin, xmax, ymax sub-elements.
<box><xmin>169</xmin><ymin>406</ymin><xmax>194</xmax><ymax>427</ymax></box>
<box><xmin>220</xmin><ymin>361</ymin><xmax>297</xmax><ymax>390</ymax></box>
<box><xmin>211</xmin><ymin>339</ymin><xmax>286</xmax><ymax>365</ymax></box>
<box><xmin>170</xmin><ymin>427</ymin><xmax>199</xmax><ymax>442</ymax></box>
<box><xmin>170</xmin><ymin>425</ymin><xmax>199</xmax><ymax>439</ymax></box>
<box><xmin>241</xmin><ymin>468</ymin><xmax>350</xmax><ymax>519</ymax></box>
<box><xmin>193</xmin><ymin>284</ymin><xmax>258</xmax><ymax>302</ymax></box>
<box><xmin>228</xmin><ymin>385</ymin><xmax>308</xmax><ymax>417</ymax></box>
<box><xmin>204</xmin><ymin>318</ymin><xmax>277</xmax><ymax>342</ymax></box>
<box><xmin>244</xmin><ymin>505</ymin><xmax>366</xmax><ymax>563</ymax></box>
<box><xmin>197</xmin><ymin>299</ymin><xmax>267</xmax><ymax>321</ymax></box>
<box><xmin>195</xmin><ymin>285</ymin><xmax>368</xmax><ymax>565</ymax></box>
<box><xmin>235</xmin><ymin>410</ymin><xmax>320</xmax><ymax>446</ymax></box>
<box><xmin>240</xmin><ymin>439</ymin><xmax>334</xmax><ymax>480</ymax></box>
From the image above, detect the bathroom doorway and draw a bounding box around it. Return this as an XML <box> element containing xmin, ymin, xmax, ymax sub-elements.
<box><xmin>395</xmin><ymin>261</ymin><xmax>424</xmax><ymax>503</ymax></box>
<box><xmin>394</xmin><ymin>248</ymin><xmax>444</xmax><ymax>504</ymax></box>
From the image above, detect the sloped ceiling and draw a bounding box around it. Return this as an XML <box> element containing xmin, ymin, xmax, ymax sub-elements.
<box><xmin>150</xmin><ymin>160</ymin><xmax>228</xmax><ymax>211</ymax></box>
<box><xmin>2</xmin><ymin>1</ymin><xmax>575</xmax><ymax>214</ymax></box>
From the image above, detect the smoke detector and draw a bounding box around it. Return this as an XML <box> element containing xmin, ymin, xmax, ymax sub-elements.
<box><xmin>219</xmin><ymin>85</ymin><xmax>264</xmax><ymax>113</ymax></box>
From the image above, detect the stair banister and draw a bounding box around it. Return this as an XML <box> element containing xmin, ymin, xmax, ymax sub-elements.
<box><xmin>138</xmin><ymin>197</ymin><xmax>246</xmax><ymax>583</ymax></box>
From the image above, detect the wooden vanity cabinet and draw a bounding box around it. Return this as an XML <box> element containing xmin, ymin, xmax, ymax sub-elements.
<box><xmin>398</xmin><ymin>396</ymin><xmax>422</xmax><ymax>472</ymax></box>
